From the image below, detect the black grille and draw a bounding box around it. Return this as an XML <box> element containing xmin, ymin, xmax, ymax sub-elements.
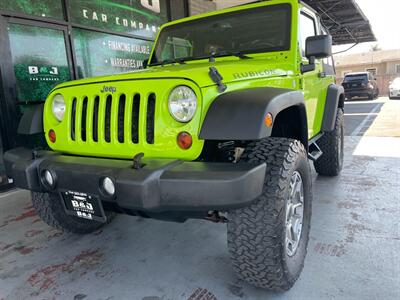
<box><xmin>105</xmin><ymin>95</ymin><xmax>112</xmax><ymax>143</ymax></box>
<box><xmin>69</xmin><ymin>93</ymin><xmax>155</xmax><ymax>145</ymax></box>
<box><xmin>118</xmin><ymin>94</ymin><xmax>126</xmax><ymax>143</ymax></box>
<box><xmin>81</xmin><ymin>97</ymin><xmax>88</xmax><ymax>142</ymax></box>
<box><xmin>92</xmin><ymin>96</ymin><xmax>100</xmax><ymax>142</ymax></box>
<box><xmin>132</xmin><ymin>94</ymin><xmax>140</xmax><ymax>144</ymax></box>
<box><xmin>146</xmin><ymin>94</ymin><xmax>156</xmax><ymax>144</ymax></box>
<box><xmin>71</xmin><ymin>98</ymin><xmax>77</xmax><ymax>141</ymax></box>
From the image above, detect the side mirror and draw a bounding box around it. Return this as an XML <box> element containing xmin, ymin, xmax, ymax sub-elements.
<box><xmin>142</xmin><ymin>58</ymin><xmax>149</xmax><ymax>69</ymax></box>
<box><xmin>301</xmin><ymin>35</ymin><xmax>332</xmax><ymax>74</ymax></box>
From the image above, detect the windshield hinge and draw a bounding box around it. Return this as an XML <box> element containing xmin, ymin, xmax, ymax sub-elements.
<box><xmin>209</xmin><ymin>67</ymin><xmax>227</xmax><ymax>93</ymax></box>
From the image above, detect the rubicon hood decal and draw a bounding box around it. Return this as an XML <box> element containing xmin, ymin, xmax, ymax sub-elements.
<box><xmin>233</xmin><ymin>68</ymin><xmax>290</xmax><ymax>80</ymax></box>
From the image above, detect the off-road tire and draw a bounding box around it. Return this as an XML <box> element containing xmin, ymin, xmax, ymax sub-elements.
<box><xmin>31</xmin><ymin>192</ymin><xmax>114</xmax><ymax>234</ymax></box>
<box><xmin>227</xmin><ymin>138</ymin><xmax>312</xmax><ymax>291</ymax></box>
<box><xmin>314</xmin><ymin>108</ymin><xmax>344</xmax><ymax>176</ymax></box>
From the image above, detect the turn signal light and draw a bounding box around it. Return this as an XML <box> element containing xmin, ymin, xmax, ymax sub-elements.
<box><xmin>264</xmin><ymin>113</ymin><xmax>274</xmax><ymax>128</ymax></box>
<box><xmin>48</xmin><ymin>129</ymin><xmax>56</xmax><ymax>143</ymax></box>
<box><xmin>177</xmin><ymin>132</ymin><xmax>193</xmax><ymax>150</ymax></box>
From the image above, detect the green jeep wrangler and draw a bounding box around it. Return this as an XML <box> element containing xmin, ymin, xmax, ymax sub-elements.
<box><xmin>5</xmin><ymin>0</ymin><xmax>345</xmax><ymax>291</ymax></box>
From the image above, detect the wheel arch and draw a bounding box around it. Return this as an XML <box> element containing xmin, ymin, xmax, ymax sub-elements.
<box><xmin>322</xmin><ymin>84</ymin><xmax>345</xmax><ymax>132</ymax></box>
<box><xmin>199</xmin><ymin>87</ymin><xmax>307</xmax><ymax>144</ymax></box>
<box><xmin>271</xmin><ymin>105</ymin><xmax>308</xmax><ymax>150</ymax></box>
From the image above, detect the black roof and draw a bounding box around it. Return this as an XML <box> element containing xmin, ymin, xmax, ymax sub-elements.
<box><xmin>303</xmin><ymin>0</ymin><xmax>376</xmax><ymax>45</ymax></box>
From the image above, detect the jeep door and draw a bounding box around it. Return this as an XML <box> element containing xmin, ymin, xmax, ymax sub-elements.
<box><xmin>298</xmin><ymin>8</ymin><xmax>333</xmax><ymax>139</ymax></box>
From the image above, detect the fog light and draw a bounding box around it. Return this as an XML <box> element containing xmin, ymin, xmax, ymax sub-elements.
<box><xmin>177</xmin><ymin>132</ymin><xmax>192</xmax><ymax>150</ymax></box>
<box><xmin>42</xmin><ymin>170</ymin><xmax>55</xmax><ymax>188</ymax></box>
<box><xmin>102</xmin><ymin>177</ymin><xmax>115</xmax><ymax>196</ymax></box>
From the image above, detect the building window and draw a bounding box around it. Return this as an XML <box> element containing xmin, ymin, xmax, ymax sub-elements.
<box><xmin>366</xmin><ymin>68</ymin><xmax>377</xmax><ymax>76</ymax></box>
<box><xmin>396</xmin><ymin>64</ymin><xmax>400</xmax><ymax>74</ymax></box>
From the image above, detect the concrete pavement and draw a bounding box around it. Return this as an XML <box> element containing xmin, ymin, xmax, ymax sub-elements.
<box><xmin>0</xmin><ymin>97</ymin><xmax>399</xmax><ymax>300</ymax></box>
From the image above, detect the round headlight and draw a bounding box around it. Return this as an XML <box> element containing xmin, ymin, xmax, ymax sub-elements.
<box><xmin>168</xmin><ymin>86</ymin><xmax>197</xmax><ymax>123</ymax></box>
<box><xmin>52</xmin><ymin>94</ymin><xmax>66</xmax><ymax>122</ymax></box>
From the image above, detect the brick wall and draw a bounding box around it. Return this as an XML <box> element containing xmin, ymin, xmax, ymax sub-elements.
<box><xmin>189</xmin><ymin>0</ymin><xmax>216</xmax><ymax>15</ymax></box>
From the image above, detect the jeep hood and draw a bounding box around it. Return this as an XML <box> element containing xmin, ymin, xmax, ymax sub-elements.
<box><xmin>54</xmin><ymin>57</ymin><xmax>295</xmax><ymax>91</ymax></box>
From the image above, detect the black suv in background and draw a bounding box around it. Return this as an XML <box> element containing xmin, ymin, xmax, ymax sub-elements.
<box><xmin>342</xmin><ymin>72</ymin><xmax>379</xmax><ymax>100</ymax></box>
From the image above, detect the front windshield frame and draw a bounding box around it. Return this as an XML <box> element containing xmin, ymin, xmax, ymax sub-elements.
<box><xmin>149</xmin><ymin>3</ymin><xmax>292</xmax><ymax>66</ymax></box>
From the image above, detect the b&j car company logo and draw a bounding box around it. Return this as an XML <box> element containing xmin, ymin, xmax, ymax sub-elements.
<box><xmin>28</xmin><ymin>66</ymin><xmax>60</xmax><ymax>82</ymax></box>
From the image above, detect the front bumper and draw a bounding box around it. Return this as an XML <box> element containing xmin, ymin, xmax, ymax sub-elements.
<box><xmin>390</xmin><ymin>90</ymin><xmax>400</xmax><ymax>98</ymax></box>
<box><xmin>4</xmin><ymin>148</ymin><xmax>266</xmax><ymax>212</ymax></box>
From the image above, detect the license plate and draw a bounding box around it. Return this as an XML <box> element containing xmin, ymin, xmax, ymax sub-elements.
<box><xmin>62</xmin><ymin>191</ymin><xmax>106</xmax><ymax>223</ymax></box>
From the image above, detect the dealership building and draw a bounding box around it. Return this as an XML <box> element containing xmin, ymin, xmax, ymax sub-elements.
<box><xmin>0</xmin><ymin>0</ymin><xmax>198</xmax><ymax>189</ymax></box>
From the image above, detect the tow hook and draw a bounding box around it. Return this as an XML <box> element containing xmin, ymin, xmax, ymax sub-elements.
<box><xmin>132</xmin><ymin>152</ymin><xmax>145</xmax><ymax>169</ymax></box>
<box><xmin>206</xmin><ymin>211</ymin><xmax>228</xmax><ymax>223</ymax></box>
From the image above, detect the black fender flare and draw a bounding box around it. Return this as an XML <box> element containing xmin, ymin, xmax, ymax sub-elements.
<box><xmin>17</xmin><ymin>103</ymin><xmax>44</xmax><ymax>135</ymax></box>
<box><xmin>321</xmin><ymin>84</ymin><xmax>345</xmax><ymax>132</ymax></box>
<box><xmin>199</xmin><ymin>87</ymin><xmax>307</xmax><ymax>141</ymax></box>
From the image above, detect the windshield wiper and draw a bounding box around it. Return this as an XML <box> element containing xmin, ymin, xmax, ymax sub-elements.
<box><xmin>150</xmin><ymin>51</ymin><xmax>252</xmax><ymax>66</ymax></box>
<box><xmin>162</xmin><ymin>58</ymin><xmax>187</xmax><ymax>66</ymax></box>
<box><xmin>150</xmin><ymin>58</ymin><xmax>187</xmax><ymax>67</ymax></box>
<box><xmin>213</xmin><ymin>51</ymin><xmax>253</xmax><ymax>60</ymax></box>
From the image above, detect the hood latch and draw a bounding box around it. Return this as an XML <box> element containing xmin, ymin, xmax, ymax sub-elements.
<box><xmin>209</xmin><ymin>67</ymin><xmax>227</xmax><ymax>93</ymax></box>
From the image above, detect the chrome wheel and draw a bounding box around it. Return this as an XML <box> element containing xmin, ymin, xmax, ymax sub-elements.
<box><xmin>285</xmin><ymin>171</ymin><xmax>304</xmax><ymax>257</ymax></box>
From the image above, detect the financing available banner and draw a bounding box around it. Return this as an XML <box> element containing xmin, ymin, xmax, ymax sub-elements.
<box><xmin>73</xmin><ymin>28</ymin><xmax>154</xmax><ymax>78</ymax></box>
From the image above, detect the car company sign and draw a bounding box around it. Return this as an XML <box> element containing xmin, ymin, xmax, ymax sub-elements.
<box><xmin>70</xmin><ymin>0</ymin><xmax>168</xmax><ymax>38</ymax></box>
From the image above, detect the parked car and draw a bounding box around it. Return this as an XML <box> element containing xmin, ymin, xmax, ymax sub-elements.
<box><xmin>342</xmin><ymin>72</ymin><xmax>379</xmax><ymax>100</ymax></box>
<box><xmin>389</xmin><ymin>77</ymin><xmax>400</xmax><ymax>99</ymax></box>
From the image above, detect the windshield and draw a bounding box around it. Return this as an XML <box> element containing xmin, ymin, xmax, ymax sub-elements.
<box><xmin>344</xmin><ymin>74</ymin><xmax>368</xmax><ymax>82</ymax></box>
<box><xmin>150</xmin><ymin>4</ymin><xmax>291</xmax><ymax>65</ymax></box>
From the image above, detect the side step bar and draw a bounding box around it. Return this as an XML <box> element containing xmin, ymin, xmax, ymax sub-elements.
<box><xmin>308</xmin><ymin>133</ymin><xmax>324</xmax><ymax>162</ymax></box>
